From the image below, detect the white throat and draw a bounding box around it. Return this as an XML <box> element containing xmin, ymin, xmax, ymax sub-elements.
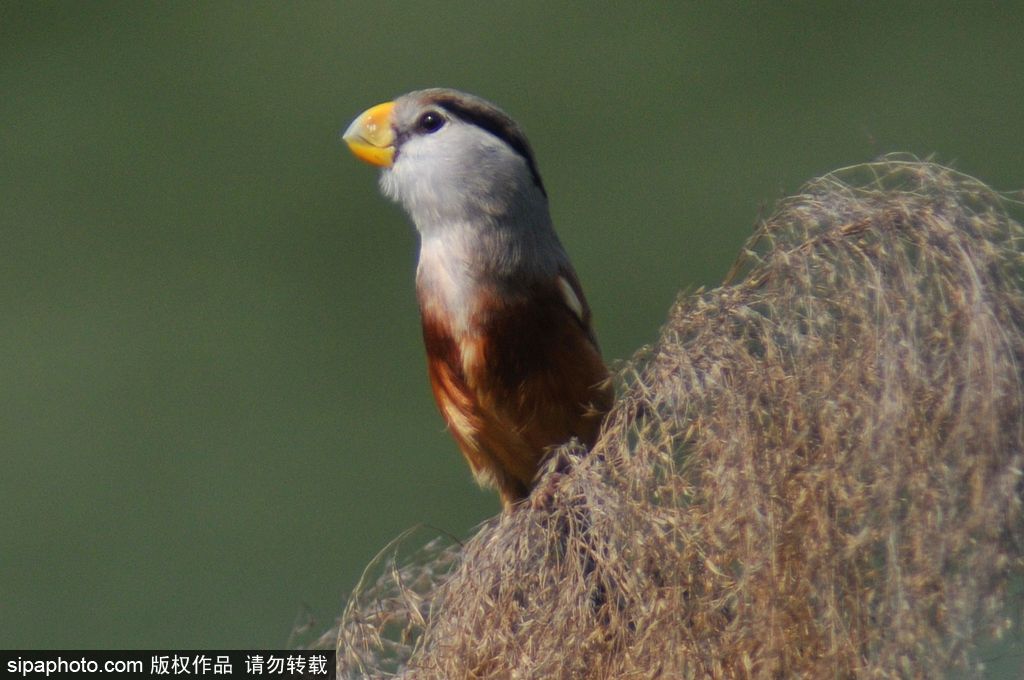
<box><xmin>416</xmin><ymin>224</ymin><xmax>481</xmax><ymax>336</ymax></box>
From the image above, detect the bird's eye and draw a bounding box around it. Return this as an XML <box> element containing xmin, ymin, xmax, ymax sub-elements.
<box><xmin>416</xmin><ymin>111</ymin><xmax>445</xmax><ymax>134</ymax></box>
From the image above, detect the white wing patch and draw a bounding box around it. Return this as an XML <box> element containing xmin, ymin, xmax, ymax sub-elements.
<box><xmin>557</xmin><ymin>275</ymin><xmax>585</xmax><ymax>324</ymax></box>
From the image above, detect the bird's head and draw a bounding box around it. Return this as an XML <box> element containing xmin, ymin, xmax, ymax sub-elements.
<box><xmin>343</xmin><ymin>89</ymin><xmax>550</xmax><ymax>236</ymax></box>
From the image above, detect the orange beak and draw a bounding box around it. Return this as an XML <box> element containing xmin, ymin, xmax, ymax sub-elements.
<box><xmin>342</xmin><ymin>101</ymin><xmax>396</xmax><ymax>167</ymax></box>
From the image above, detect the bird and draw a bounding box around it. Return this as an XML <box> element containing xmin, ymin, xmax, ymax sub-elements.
<box><xmin>342</xmin><ymin>88</ymin><xmax>613</xmax><ymax>508</ymax></box>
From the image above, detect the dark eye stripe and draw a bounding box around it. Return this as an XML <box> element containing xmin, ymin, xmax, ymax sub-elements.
<box><xmin>432</xmin><ymin>95</ymin><xmax>546</xmax><ymax>197</ymax></box>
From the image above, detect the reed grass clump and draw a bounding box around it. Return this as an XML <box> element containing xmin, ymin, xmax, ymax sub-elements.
<box><xmin>316</xmin><ymin>157</ymin><xmax>1024</xmax><ymax>678</ymax></box>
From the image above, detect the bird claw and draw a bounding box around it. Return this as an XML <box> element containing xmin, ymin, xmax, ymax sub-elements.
<box><xmin>527</xmin><ymin>471</ymin><xmax>568</xmax><ymax>511</ymax></box>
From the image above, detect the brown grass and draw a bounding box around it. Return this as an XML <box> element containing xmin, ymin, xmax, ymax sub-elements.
<box><xmin>311</xmin><ymin>157</ymin><xmax>1024</xmax><ymax>678</ymax></box>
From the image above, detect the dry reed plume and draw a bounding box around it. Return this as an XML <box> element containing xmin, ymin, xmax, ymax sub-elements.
<box><xmin>312</xmin><ymin>157</ymin><xmax>1024</xmax><ymax>678</ymax></box>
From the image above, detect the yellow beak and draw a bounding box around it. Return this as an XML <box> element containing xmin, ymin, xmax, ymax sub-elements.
<box><xmin>342</xmin><ymin>101</ymin><xmax>396</xmax><ymax>167</ymax></box>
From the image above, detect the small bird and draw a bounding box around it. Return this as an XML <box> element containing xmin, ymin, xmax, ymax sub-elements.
<box><xmin>343</xmin><ymin>88</ymin><xmax>613</xmax><ymax>508</ymax></box>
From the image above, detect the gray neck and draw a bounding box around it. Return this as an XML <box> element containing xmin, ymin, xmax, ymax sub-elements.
<box><xmin>416</xmin><ymin>205</ymin><xmax>566</xmax><ymax>285</ymax></box>
<box><xmin>413</xmin><ymin>206</ymin><xmax>569</xmax><ymax>336</ymax></box>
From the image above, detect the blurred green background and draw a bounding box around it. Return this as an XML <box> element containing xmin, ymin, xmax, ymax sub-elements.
<box><xmin>2</xmin><ymin>1</ymin><xmax>1022</xmax><ymax>661</ymax></box>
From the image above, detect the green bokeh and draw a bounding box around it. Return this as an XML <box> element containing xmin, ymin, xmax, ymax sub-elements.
<box><xmin>1</xmin><ymin>2</ymin><xmax>1021</xmax><ymax>665</ymax></box>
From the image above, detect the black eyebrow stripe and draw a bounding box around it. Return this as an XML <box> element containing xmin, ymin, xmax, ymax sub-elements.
<box><xmin>433</xmin><ymin>96</ymin><xmax>547</xmax><ymax>197</ymax></box>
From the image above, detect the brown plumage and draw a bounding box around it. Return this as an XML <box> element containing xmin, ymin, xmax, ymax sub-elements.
<box><xmin>420</xmin><ymin>271</ymin><xmax>612</xmax><ymax>505</ymax></box>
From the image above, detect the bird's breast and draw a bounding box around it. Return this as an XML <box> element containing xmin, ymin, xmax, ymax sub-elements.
<box><xmin>415</xmin><ymin>233</ymin><xmax>484</xmax><ymax>340</ymax></box>
<box><xmin>416</xmin><ymin>275</ymin><xmax>494</xmax><ymax>387</ymax></box>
